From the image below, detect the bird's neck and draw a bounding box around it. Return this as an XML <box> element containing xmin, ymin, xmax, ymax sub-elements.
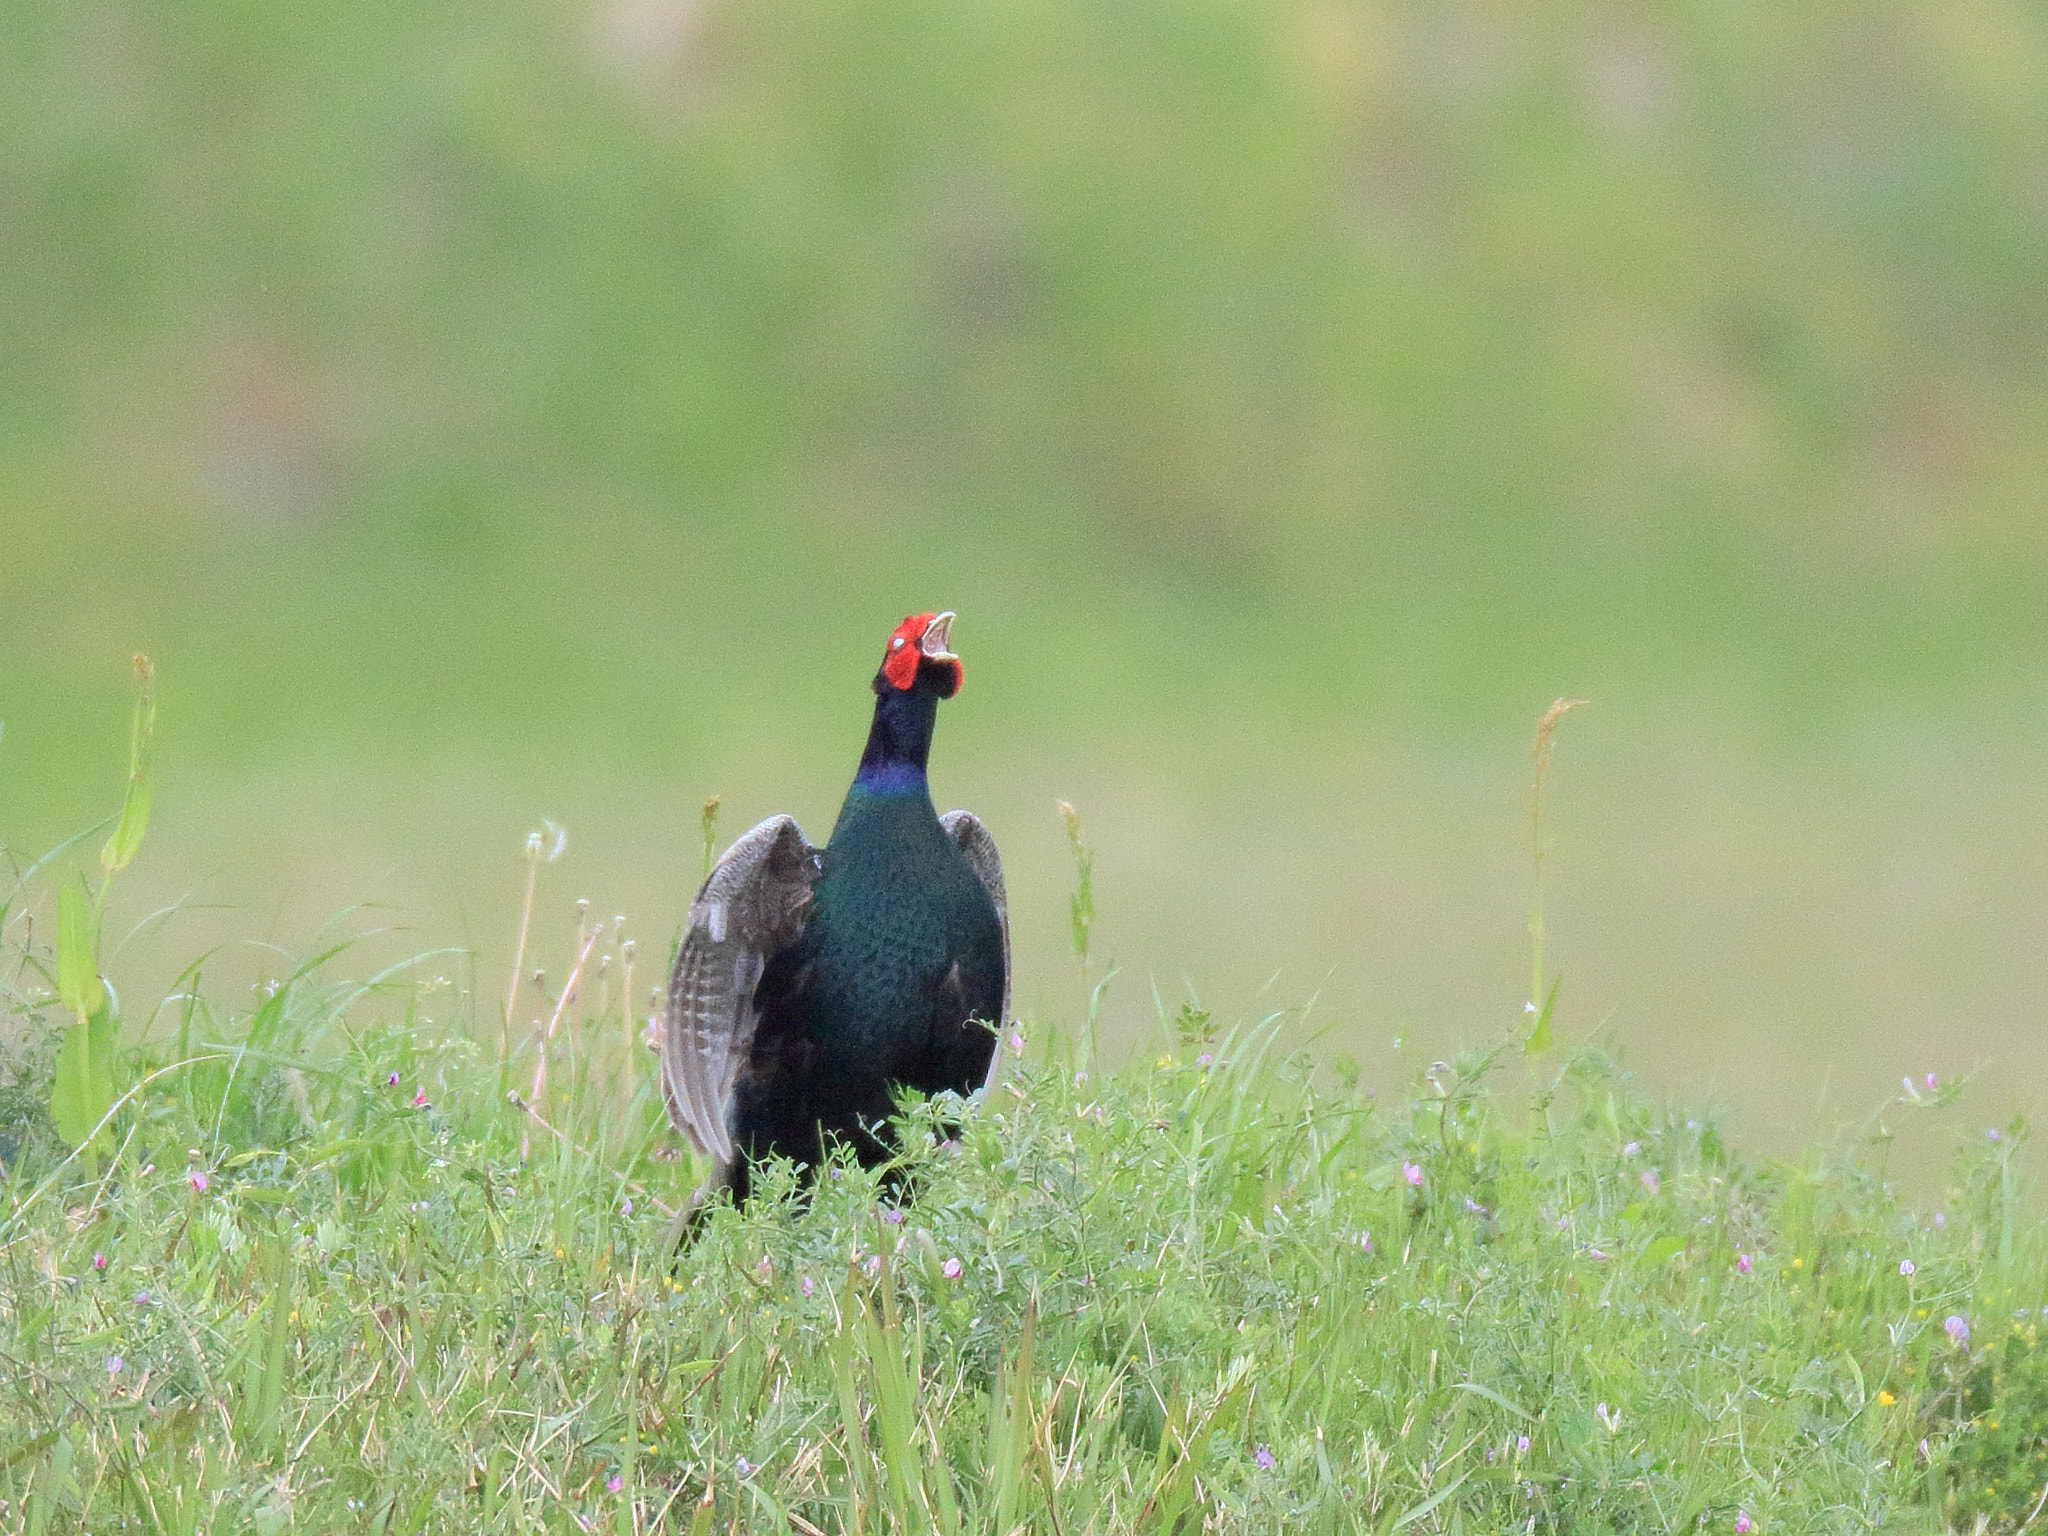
<box><xmin>835</xmin><ymin>689</ymin><xmax>941</xmax><ymax>846</ymax></box>
<box><xmin>853</xmin><ymin>686</ymin><xmax>938</xmax><ymax>791</ymax></box>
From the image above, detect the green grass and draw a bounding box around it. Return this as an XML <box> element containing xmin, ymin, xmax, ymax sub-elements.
<box><xmin>4</xmin><ymin>865</ymin><xmax>2047</xmax><ymax>1534</ymax></box>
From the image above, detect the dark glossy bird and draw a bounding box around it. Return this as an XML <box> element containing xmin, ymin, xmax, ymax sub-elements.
<box><xmin>661</xmin><ymin>611</ymin><xmax>1008</xmax><ymax>1222</ymax></box>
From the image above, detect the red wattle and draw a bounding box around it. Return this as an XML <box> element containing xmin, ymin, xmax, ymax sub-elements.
<box><xmin>881</xmin><ymin>613</ymin><xmax>934</xmax><ymax>690</ymax></box>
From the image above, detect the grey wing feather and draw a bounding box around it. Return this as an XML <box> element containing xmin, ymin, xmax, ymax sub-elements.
<box><xmin>940</xmin><ymin>810</ymin><xmax>1010</xmax><ymax>1093</ymax></box>
<box><xmin>661</xmin><ymin>814</ymin><xmax>821</xmax><ymax>1165</ymax></box>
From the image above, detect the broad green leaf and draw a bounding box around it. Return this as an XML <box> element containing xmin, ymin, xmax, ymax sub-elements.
<box><xmin>99</xmin><ymin>779</ymin><xmax>150</xmax><ymax>874</ymax></box>
<box><xmin>1451</xmin><ymin>1379</ymin><xmax>1536</xmax><ymax>1422</ymax></box>
<box><xmin>986</xmin><ymin>1300</ymin><xmax>1036</xmax><ymax>1535</ymax></box>
<box><xmin>49</xmin><ymin>1006</ymin><xmax>117</xmax><ymax>1149</ymax></box>
<box><xmin>1390</xmin><ymin>1469</ymin><xmax>1473</xmax><ymax>1530</ymax></box>
<box><xmin>100</xmin><ymin>654</ymin><xmax>156</xmax><ymax>873</ymax></box>
<box><xmin>236</xmin><ymin>1243</ymin><xmax>294</xmax><ymax>1450</ymax></box>
<box><xmin>1641</xmin><ymin>1234</ymin><xmax>1688</xmax><ymax>1267</ymax></box>
<box><xmin>1524</xmin><ymin>971</ymin><xmax>1562</xmax><ymax>1054</ymax></box>
<box><xmin>55</xmin><ymin>875</ymin><xmax>105</xmax><ymax>1021</ymax></box>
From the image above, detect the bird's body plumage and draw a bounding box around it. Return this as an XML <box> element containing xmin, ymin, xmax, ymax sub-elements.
<box><xmin>661</xmin><ymin>613</ymin><xmax>1006</xmax><ymax>1218</ymax></box>
<box><xmin>734</xmin><ymin>773</ymin><xmax>1004</xmax><ymax>1193</ymax></box>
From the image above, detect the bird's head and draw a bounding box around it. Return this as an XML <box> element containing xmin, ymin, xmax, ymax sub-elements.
<box><xmin>877</xmin><ymin>611</ymin><xmax>962</xmax><ymax>699</ymax></box>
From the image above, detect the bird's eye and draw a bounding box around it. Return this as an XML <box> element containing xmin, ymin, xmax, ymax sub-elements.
<box><xmin>890</xmin><ymin>637</ymin><xmax>905</xmax><ymax>649</ymax></box>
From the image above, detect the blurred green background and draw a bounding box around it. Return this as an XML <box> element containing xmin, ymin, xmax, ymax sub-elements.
<box><xmin>5</xmin><ymin>0</ymin><xmax>2046</xmax><ymax>1160</ymax></box>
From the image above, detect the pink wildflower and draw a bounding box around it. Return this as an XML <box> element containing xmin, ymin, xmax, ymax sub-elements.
<box><xmin>188</xmin><ymin>1170</ymin><xmax>208</xmax><ymax>1193</ymax></box>
<box><xmin>411</xmin><ymin>1089</ymin><xmax>428</xmax><ymax>1108</ymax></box>
<box><xmin>1735</xmin><ymin>1513</ymin><xmax>1752</xmax><ymax>1533</ymax></box>
<box><xmin>386</xmin><ymin>1072</ymin><xmax>400</xmax><ymax>1087</ymax></box>
<box><xmin>92</xmin><ymin>1252</ymin><xmax>107</xmax><ymax>1271</ymax></box>
<box><xmin>1254</xmin><ymin>1445</ymin><xmax>1276</xmax><ymax>1470</ymax></box>
<box><xmin>1403</xmin><ymin>1161</ymin><xmax>1424</xmax><ymax>1187</ymax></box>
<box><xmin>606</xmin><ymin>1475</ymin><xmax>623</xmax><ymax>1493</ymax></box>
<box><xmin>1899</xmin><ymin>1259</ymin><xmax>1915</xmax><ymax>1276</ymax></box>
<box><xmin>1736</xmin><ymin>1253</ymin><xmax>1752</xmax><ymax>1274</ymax></box>
<box><xmin>942</xmin><ymin>1257</ymin><xmax>963</xmax><ymax>1279</ymax></box>
<box><xmin>106</xmin><ymin>1354</ymin><xmax>123</xmax><ymax>1376</ymax></box>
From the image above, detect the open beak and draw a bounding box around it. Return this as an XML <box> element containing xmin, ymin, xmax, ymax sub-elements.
<box><xmin>920</xmin><ymin>611</ymin><xmax>957</xmax><ymax>660</ymax></box>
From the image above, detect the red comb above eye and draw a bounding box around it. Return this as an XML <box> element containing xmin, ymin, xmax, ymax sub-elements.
<box><xmin>882</xmin><ymin>614</ymin><xmax>933</xmax><ymax>690</ymax></box>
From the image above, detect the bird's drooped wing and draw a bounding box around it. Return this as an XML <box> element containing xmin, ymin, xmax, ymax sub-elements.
<box><xmin>939</xmin><ymin>809</ymin><xmax>1010</xmax><ymax>1089</ymax></box>
<box><xmin>662</xmin><ymin>814</ymin><xmax>821</xmax><ymax>1165</ymax></box>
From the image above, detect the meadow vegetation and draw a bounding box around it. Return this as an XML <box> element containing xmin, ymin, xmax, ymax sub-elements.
<box><xmin>5</xmin><ymin>803</ymin><xmax>2048</xmax><ymax>1532</ymax></box>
